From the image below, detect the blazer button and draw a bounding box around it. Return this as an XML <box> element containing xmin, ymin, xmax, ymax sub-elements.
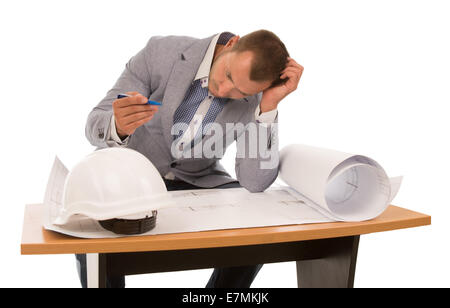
<box><xmin>170</xmin><ymin>162</ymin><xmax>177</xmax><ymax>168</ymax></box>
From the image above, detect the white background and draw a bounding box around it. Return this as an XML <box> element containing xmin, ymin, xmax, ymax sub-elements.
<box><xmin>1</xmin><ymin>0</ymin><xmax>448</xmax><ymax>287</ymax></box>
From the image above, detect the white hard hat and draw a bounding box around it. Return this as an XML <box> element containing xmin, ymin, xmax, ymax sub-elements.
<box><xmin>53</xmin><ymin>147</ymin><xmax>173</xmax><ymax>231</ymax></box>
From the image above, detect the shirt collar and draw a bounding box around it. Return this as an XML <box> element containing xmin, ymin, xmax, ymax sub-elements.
<box><xmin>194</xmin><ymin>33</ymin><xmax>222</xmax><ymax>88</ymax></box>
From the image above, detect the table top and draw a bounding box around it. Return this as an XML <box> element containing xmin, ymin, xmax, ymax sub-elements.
<box><xmin>21</xmin><ymin>204</ymin><xmax>430</xmax><ymax>255</ymax></box>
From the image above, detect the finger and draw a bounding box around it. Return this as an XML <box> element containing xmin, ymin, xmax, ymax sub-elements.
<box><xmin>114</xmin><ymin>93</ymin><xmax>148</xmax><ymax>108</ymax></box>
<box><xmin>281</xmin><ymin>66</ymin><xmax>302</xmax><ymax>74</ymax></box>
<box><xmin>125</xmin><ymin>114</ymin><xmax>154</xmax><ymax>131</ymax></box>
<box><xmin>281</xmin><ymin>67</ymin><xmax>303</xmax><ymax>79</ymax></box>
<box><xmin>286</xmin><ymin>58</ymin><xmax>304</xmax><ymax>70</ymax></box>
<box><xmin>122</xmin><ymin>105</ymin><xmax>159</xmax><ymax>119</ymax></box>
<box><xmin>281</xmin><ymin>71</ymin><xmax>301</xmax><ymax>87</ymax></box>
<box><xmin>286</xmin><ymin>57</ymin><xmax>299</xmax><ymax>66</ymax></box>
<box><xmin>122</xmin><ymin>110</ymin><xmax>156</xmax><ymax>126</ymax></box>
<box><xmin>118</xmin><ymin>104</ymin><xmax>156</xmax><ymax>117</ymax></box>
<box><xmin>286</xmin><ymin>70</ymin><xmax>302</xmax><ymax>81</ymax></box>
<box><xmin>284</xmin><ymin>62</ymin><xmax>304</xmax><ymax>72</ymax></box>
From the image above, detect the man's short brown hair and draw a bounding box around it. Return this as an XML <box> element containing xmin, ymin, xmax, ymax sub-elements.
<box><xmin>231</xmin><ymin>29</ymin><xmax>290</xmax><ymax>88</ymax></box>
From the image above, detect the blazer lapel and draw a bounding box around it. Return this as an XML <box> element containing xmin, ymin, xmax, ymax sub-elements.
<box><xmin>161</xmin><ymin>34</ymin><xmax>217</xmax><ymax>154</ymax></box>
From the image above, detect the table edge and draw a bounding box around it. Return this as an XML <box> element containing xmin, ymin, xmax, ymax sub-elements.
<box><xmin>21</xmin><ymin>204</ymin><xmax>431</xmax><ymax>255</ymax></box>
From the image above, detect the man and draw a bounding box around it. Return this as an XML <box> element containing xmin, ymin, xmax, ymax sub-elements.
<box><xmin>79</xmin><ymin>30</ymin><xmax>303</xmax><ymax>288</ymax></box>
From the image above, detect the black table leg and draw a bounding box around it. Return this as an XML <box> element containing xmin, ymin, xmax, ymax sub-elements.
<box><xmin>296</xmin><ymin>235</ymin><xmax>360</xmax><ymax>288</ymax></box>
<box><xmin>98</xmin><ymin>253</ymin><xmax>107</xmax><ymax>288</ymax></box>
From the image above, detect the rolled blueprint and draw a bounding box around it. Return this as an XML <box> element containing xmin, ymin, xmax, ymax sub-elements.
<box><xmin>279</xmin><ymin>144</ymin><xmax>402</xmax><ymax>221</ymax></box>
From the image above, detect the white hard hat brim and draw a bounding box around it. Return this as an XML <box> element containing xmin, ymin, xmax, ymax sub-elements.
<box><xmin>53</xmin><ymin>192</ymin><xmax>175</xmax><ymax>225</ymax></box>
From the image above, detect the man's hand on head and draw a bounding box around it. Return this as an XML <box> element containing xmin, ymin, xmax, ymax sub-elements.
<box><xmin>260</xmin><ymin>57</ymin><xmax>304</xmax><ymax>113</ymax></box>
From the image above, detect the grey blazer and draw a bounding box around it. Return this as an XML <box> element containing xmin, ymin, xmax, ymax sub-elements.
<box><xmin>85</xmin><ymin>33</ymin><xmax>279</xmax><ymax>192</ymax></box>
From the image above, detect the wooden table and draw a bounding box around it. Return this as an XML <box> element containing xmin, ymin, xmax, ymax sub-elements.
<box><xmin>21</xmin><ymin>204</ymin><xmax>430</xmax><ymax>288</ymax></box>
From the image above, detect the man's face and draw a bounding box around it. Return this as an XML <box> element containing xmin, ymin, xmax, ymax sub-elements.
<box><xmin>208</xmin><ymin>49</ymin><xmax>272</xmax><ymax>99</ymax></box>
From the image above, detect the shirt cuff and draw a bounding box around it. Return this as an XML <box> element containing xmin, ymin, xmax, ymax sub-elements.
<box><xmin>255</xmin><ymin>104</ymin><xmax>278</xmax><ymax>126</ymax></box>
<box><xmin>108</xmin><ymin>114</ymin><xmax>130</xmax><ymax>146</ymax></box>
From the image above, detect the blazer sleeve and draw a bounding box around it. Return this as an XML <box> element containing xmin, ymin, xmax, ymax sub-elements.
<box><xmin>85</xmin><ymin>37</ymin><xmax>155</xmax><ymax>148</ymax></box>
<box><xmin>234</xmin><ymin>95</ymin><xmax>280</xmax><ymax>192</ymax></box>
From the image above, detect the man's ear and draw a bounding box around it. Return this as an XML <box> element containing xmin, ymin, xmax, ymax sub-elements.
<box><xmin>226</xmin><ymin>35</ymin><xmax>240</xmax><ymax>48</ymax></box>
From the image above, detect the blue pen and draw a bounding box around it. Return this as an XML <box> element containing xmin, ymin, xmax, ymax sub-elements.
<box><xmin>117</xmin><ymin>93</ymin><xmax>162</xmax><ymax>106</ymax></box>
